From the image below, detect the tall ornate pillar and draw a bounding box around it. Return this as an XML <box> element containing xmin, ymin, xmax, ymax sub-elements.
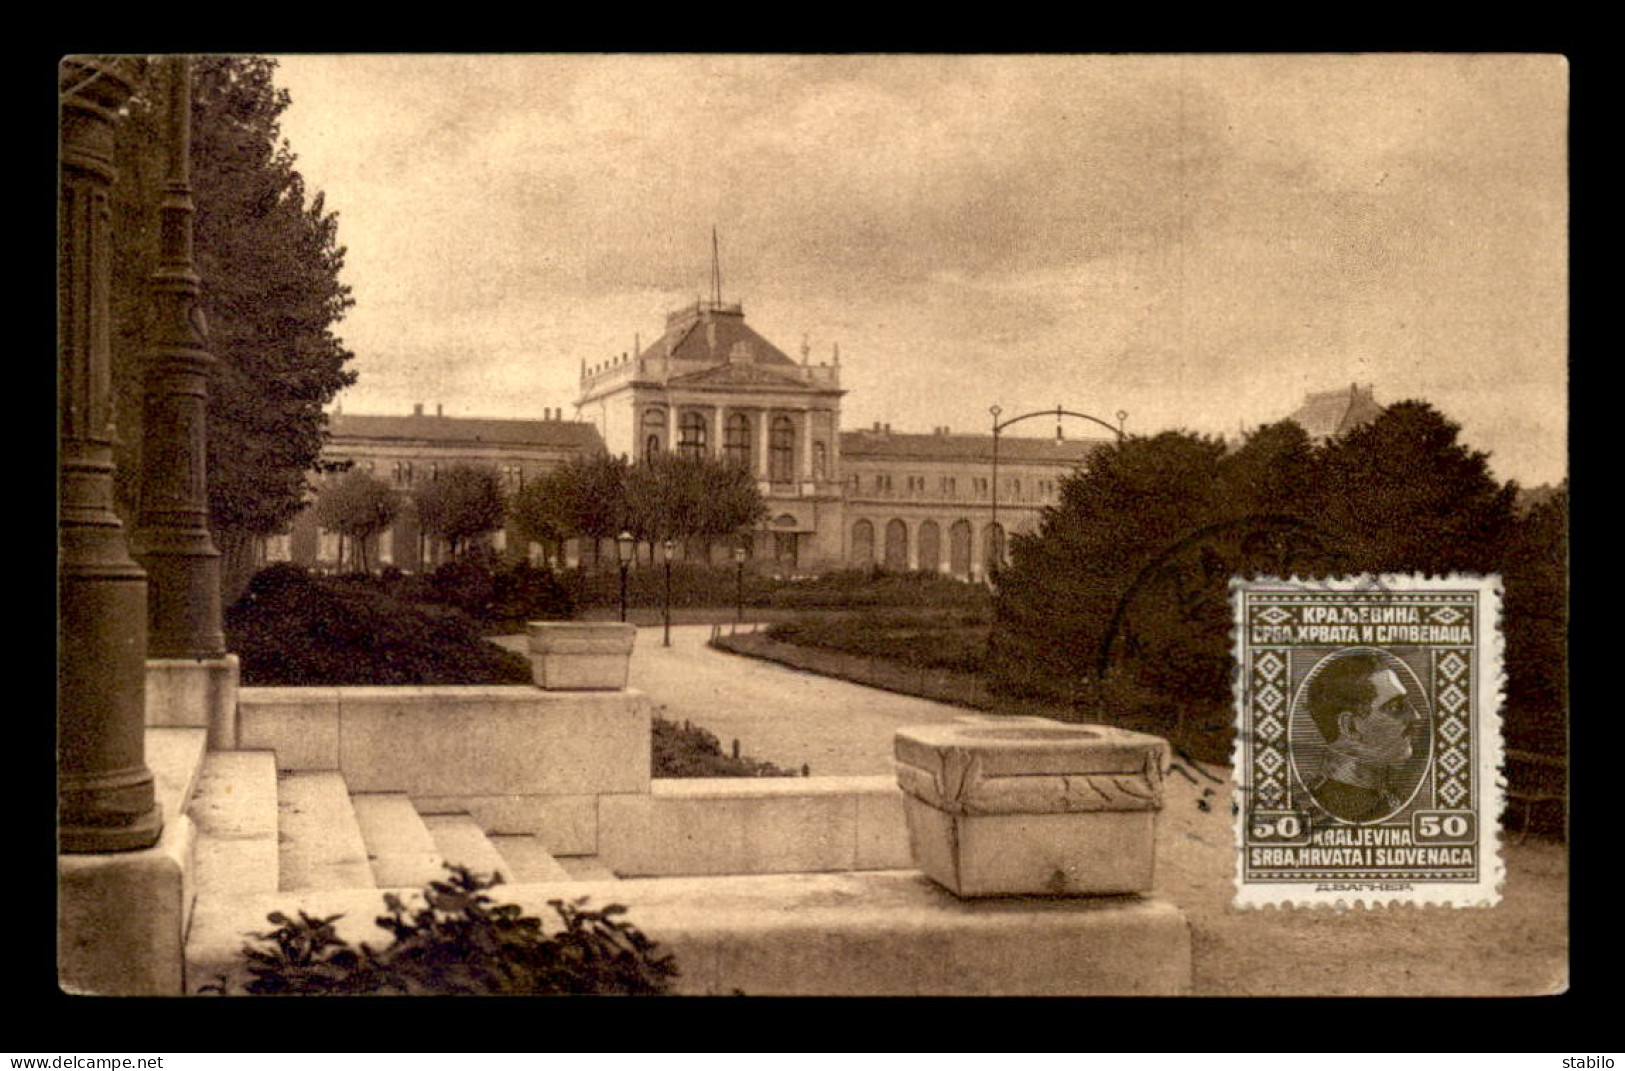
<box><xmin>132</xmin><ymin>56</ymin><xmax>225</xmax><ymax>660</ymax></box>
<box><xmin>59</xmin><ymin>56</ymin><xmax>161</xmax><ymax>853</ymax></box>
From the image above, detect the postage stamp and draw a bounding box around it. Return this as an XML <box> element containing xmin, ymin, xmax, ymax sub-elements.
<box><xmin>1231</xmin><ymin>574</ymin><xmax>1504</xmax><ymax>907</ymax></box>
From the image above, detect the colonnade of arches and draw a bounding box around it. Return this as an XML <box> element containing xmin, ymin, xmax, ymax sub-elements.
<box><xmin>848</xmin><ymin>516</ymin><xmax>1007</xmax><ymax>578</ymax></box>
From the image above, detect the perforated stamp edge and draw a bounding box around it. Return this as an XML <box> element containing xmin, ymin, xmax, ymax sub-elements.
<box><xmin>1229</xmin><ymin>573</ymin><xmax>1505</xmax><ymax>909</ymax></box>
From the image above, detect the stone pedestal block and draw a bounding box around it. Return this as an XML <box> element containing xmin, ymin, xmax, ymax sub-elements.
<box><xmin>895</xmin><ymin>720</ymin><xmax>1169</xmax><ymax>897</ymax></box>
<box><xmin>145</xmin><ymin>655</ymin><xmax>239</xmax><ymax>748</ymax></box>
<box><xmin>527</xmin><ymin>622</ymin><xmax>636</xmax><ymax>690</ymax></box>
<box><xmin>58</xmin><ymin>729</ymin><xmax>206</xmax><ymax>995</ymax></box>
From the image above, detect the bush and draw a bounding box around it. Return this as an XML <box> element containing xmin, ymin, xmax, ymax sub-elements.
<box><xmin>204</xmin><ymin>865</ymin><xmax>677</xmax><ymax>995</ymax></box>
<box><xmin>568</xmin><ymin>561</ymin><xmax>776</xmax><ymax>611</ymax></box>
<box><xmin>489</xmin><ymin>562</ymin><xmax>575</xmax><ymax>629</ymax></box>
<box><xmin>768</xmin><ymin>569</ymin><xmax>990</xmax><ymax>611</ymax></box>
<box><xmin>564</xmin><ymin>562</ymin><xmax>988</xmax><ymax>613</ymax></box>
<box><xmin>651</xmin><ymin>715</ymin><xmax>802</xmax><ymax>777</ymax></box>
<box><xmin>225</xmin><ymin>563</ymin><xmax>532</xmax><ymax>686</ymax></box>
<box><xmin>419</xmin><ymin>556</ymin><xmax>498</xmax><ymax>618</ymax></box>
<box><xmin>310</xmin><ymin>559</ymin><xmax>576</xmax><ymax>631</ymax></box>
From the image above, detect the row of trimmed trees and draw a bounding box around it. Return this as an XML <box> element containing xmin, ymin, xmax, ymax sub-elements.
<box><xmin>312</xmin><ymin>451</ymin><xmax>770</xmax><ymax>573</ymax></box>
<box><xmin>519</xmin><ymin>452</ymin><xmax>769</xmax><ymax>565</ymax></box>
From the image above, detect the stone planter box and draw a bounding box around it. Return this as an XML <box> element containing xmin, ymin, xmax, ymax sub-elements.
<box><xmin>895</xmin><ymin>720</ymin><xmax>1169</xmax><ymax>897</ymax></box>
<box><xmin>526</xmin><ymin>622</ymin><xmax>637</xmax><ymax>690</ymax></box>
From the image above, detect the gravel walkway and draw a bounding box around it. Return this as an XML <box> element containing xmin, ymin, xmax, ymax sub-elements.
<box><xmin>493</xmin><ymin>624</ymin><xmax>1569</xmax><ymax>995</ymax></box>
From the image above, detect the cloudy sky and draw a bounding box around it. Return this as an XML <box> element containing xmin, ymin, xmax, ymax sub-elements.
<box><xmin>273</xmin><ymin>54</ymin><xmax>1567</xmax><ymax>486</ymax></box>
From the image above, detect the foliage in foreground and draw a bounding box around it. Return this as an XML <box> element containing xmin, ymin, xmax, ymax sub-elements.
<box><xmin>204</xmin><ymin>866</ymin><xmax>677</xmax><ymax>995</ymax></box>
<box><xmin>225</xmin><ymin>564</ymin><xmax>532</xmax><ymax>686</ymax></box>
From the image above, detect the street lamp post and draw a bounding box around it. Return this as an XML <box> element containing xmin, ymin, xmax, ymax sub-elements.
<box><xmin>988</xmin><ymin>405</ymin><xmax>1002</xmax><ymax>582</ymax></box>
<box><xmin>662</xmin><ymin>539</ymin><xmax>676</xmax><ymax>647</ymax></box>
<box><xmin>616</xmin><ymin>530</ymin><xmax>634</xmax><ymax>622</ymax></box>
<box><xmin>733</xmin><ymin>543</ymin><xmax>747</xmax><ymax>627</ymax></box>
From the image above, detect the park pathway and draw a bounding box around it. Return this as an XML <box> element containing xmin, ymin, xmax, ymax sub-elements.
<box><xmin>496</xmin><ymin>624</ymin><xmax>965</xmax><ymax>775</ymax></box>
<box><xmin>491</xmin><ymin>624</ymin><xmax>1568</xmax><ymax>994</ymax></box>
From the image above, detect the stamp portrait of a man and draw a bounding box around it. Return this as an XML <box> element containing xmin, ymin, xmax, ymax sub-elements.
<box><xmin>1302</xmin><ymin>650</ymin><xmax>1424</xmax><ymax>823</ymax></box>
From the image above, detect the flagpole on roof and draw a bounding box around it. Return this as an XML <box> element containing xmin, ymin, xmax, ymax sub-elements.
<box><xmin>711</xmin><ymin>225</ymin><xmax>722</xmax><ymax>306</ymax></box>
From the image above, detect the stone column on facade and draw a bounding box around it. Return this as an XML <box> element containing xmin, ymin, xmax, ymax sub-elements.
<box><xmin>59</xmin><ymin>57</ymin><xmax>162</xmax><ymax>853</ymax></box>
<box><xmin>716</xmin><ymin>404</ymin><xmax>728</xmax><ymax>460</ymax></box>
<box><xmin>800</xmin><ymin>410</ymin><xmax>815</xmax><ymax>480</ymax></box>
<box><xmin>907</xmin><ymin>518</ymin><xmax>919</xmax><ymax>571</ymax></box>
<box><xmin>132</xmin><ymin>56</ymin><xmax>225</xmax><ymax>661</ymax></box>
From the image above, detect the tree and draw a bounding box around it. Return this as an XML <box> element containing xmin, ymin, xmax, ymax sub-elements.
<box><xmin>108</xmin><ymin>56</ymin><xmax>356</xmax><ymax>594</ymax></box>
<box><xmin>1216</xmin><ymin>419</ymin><xmax>1320</xmax><ymax>514</ymax></box>
<box><xmin>1499</xmin><ymin>482</ymin><xmax>1568</xmax><ymax>754</ymax></box>
<box><xmin>990</xmin><ymin>403</ymin><xmax>1527</xmax><ymax>761</ymax></box>
<box><xmin>691</xmin><ymin>456</ymin><xmax>772</xmax><ymax>545</ymax></box>
<box><xmin>990</xmin><ymin>430</ymin><xmax>1234</xmax><ymax>718</ymax></box>
<box><xmin>510</xmin><ymin>452</ymin><xmax>629</xmax><ymax>568</ymax></box>
<box><xmin>1316</xmin><ymin>401</ymin><xmax>1517</xmax><ymax>576</ymax></box>
<box><xmin>311</xmin><ymin>469</ymin><xmax>400</xmax><ymax>573</ymax></box>
<box><xmin>414</xmin><ymin>464</ymin><xmax>508</xmax><ymax>562</ymax></box>
<box><xmin>623</xmin><ymin>452</ymin><xmax>768</xmax><ymax>558</ymax></box>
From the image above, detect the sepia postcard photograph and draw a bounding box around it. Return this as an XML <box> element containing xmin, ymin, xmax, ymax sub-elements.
<box><xmin>56</xmin><ymin>52</ymin><xmax>1568</xmax><ymax>1000</ymax></box>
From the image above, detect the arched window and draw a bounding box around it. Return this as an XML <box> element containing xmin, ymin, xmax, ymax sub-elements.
<box><xmin>884</xmin><ymin>519</ymin><xmax>909</xmax><ymax>571</ymax></box>
<box><xmin>917</xmin><ymin>520</ymin><xmax>941</xmax><ymax>573</ymax></box>
<box><xmin>642</xmin><ymin>408</ymin><xmax>666</xmax><ymax>458</ymax></box>
<box><xmin>725</xmin><ymin>413</ymin><xmax>751</xmax><ymax>467</ymax></box>
<box><xmin>770</xmin><ymin>415</ymin><xmax>795</xmax><ymax>482</ymax></box>
<box><xmin>678</xmin><ymin>412</ymin><xmax>707</xmax><ymax>458</ymax></box>
<box><xmin>851</xmin><ymin>519</ymin><xmax>875</xmax><ymax>567</ymax></box>
<box><xmin>949</xmin><ymin>520</ymin><xmax>972</xmax><ymax>578</ymax></box>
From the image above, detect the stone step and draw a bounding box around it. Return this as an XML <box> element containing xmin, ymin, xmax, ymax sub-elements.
<box><xmin>351</xmin><ymin>793</ymin><xmax>446</xmax><ymax>889</ymax></box>
<box><xmin>488</xmin><ymin>834</ymin><xmax>575</xmax><ymax>883</ymax></box>
<box><xmin>553</xmin><ymin>855</ymin><xmax>619</xmax><ymax>882</ymax></box>
<box><xmin>422</xmin><ymin>813</ymin><xmax>512</xmax><ymax>882</ymax></box>
<box><xmin>188</xmin><ymin>750</ymin><xmax>280</xmax><ymax>897</ymax></box>
<box><xmin>277</xmin><ymin>772</ymin><xmax>375</xmax><ymax>891</ymax></box>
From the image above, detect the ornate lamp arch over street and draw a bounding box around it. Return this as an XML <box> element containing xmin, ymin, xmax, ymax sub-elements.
<box><xmin>986</xmin><ymin>404</ymin><xmax>1128</xmax><ymax>573</ymax></box>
